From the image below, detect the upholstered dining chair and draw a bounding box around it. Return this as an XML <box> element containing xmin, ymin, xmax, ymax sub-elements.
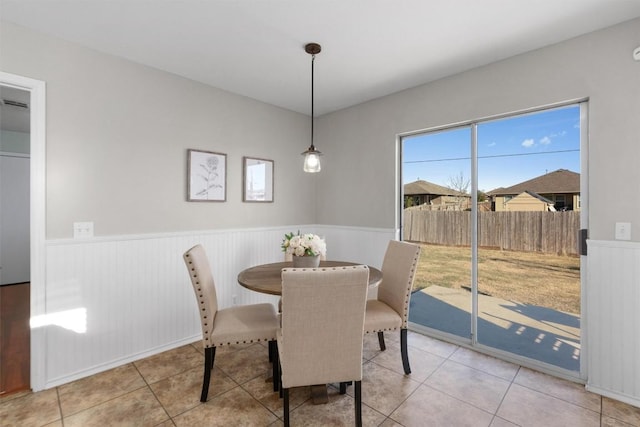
<box><xmin>275</xmin><ymin>265</ymin><xmax>369</xmax><ymax>427</ymax></box>
<box><xmin>183</xmin><ymin>244</ymin><xmax>279</xmax><ymax>402</ymax></box>
<box><xmin>279</xmin><ymin>251</ymin><xmax>327</xmax><ymax>313</ymax></box>
<box><xmin>364</xmin><ymin>240</ymin><xmax>421</xmax><ymax>375</ymax></box>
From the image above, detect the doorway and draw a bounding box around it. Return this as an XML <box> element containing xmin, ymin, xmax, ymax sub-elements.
<box><xmin>0</xmin><ymin>72</ymin><xmax>46</xmax><ymax>392</ymax></box>
<box><xmin>402</xmin><ymin>102</ymin><xmax>586</xmax><ymax>378</ymax></box>
<box><xmin>0</xmin><ymin>86</ymin><xmax>31</xmax><ymax>394</ymax></box>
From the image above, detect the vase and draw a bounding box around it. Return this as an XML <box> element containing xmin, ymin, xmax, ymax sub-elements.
<box><xmin>292</xmin><ymin>255</ymin><xmax>321</xmax><ymax>268</ymax></box>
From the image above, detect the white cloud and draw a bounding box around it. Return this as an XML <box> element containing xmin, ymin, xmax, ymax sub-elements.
<box><xmin>522</xmin><ymin>138</ymin><xmax>535</xmax><ymax>148</ymax></box>
<box><xmin>488</xmin><ymin>142</ymin><xmax>496</xmax><ymax>147</ymax></box>
<box><xmin>540</xmin><ymin>136</ymin><xmax>551</xmax><ymax>145</ymax></box>
<box><xmin>550</xmin><ymin>131</ymin><xmax>567</xmax><ymax>137</ymax></box>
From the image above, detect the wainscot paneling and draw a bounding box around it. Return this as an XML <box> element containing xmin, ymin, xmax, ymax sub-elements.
<box><xmin>41</xmin><ymin>225</ymin><xmax>395</xmax><ymax>388</ymax></box>
<box><xmin>586</xmin><ymin>239</ymin><xmax>640</xmax><ymax>408</ymax></box>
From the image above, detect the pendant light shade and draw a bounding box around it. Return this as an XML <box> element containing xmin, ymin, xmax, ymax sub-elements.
<box><xmin>302</xmin><ymin>147</ymin><xmax>321</xmax><ymax>172</ymax></box>
<box><xmin>302</xmin><ymin>43</ymin><xmax>322</xmax><ymax>173</ymax></box>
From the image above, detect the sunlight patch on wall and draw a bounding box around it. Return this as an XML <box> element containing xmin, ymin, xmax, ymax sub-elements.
<box><xmin>31</xmin><ymin>307</ymin><xmax>87</xmax><ymax>333</ymax></box>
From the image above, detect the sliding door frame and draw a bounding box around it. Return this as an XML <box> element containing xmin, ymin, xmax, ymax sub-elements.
<box><xmin>400</xmin><ymin>98</ymin><xmax>588</xmax><ymax>382</ymax></box>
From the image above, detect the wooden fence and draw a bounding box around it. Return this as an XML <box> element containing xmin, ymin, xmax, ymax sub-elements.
<box><xmin>403</xmin><ymin>210</ymin><xmax>580</xmax><ymax>255</ymax></box>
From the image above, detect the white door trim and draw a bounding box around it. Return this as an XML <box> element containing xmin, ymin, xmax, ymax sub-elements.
<box><xmin>0</xmin><ymin>72</ymin><xmax>46</xmax><ymax>391</ymax></box>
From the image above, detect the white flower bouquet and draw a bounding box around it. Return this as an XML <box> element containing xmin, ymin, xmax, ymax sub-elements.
<box><xmin>281</xmin><ymin>231</ymin><xmax>326</xmax><ymax>257</ymax></box>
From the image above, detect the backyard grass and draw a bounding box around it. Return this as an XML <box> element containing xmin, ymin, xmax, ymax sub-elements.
<box><xmin>412</xmin><ymin>243</ymin><xmax>581</xmax><ymax>314</ymax></box>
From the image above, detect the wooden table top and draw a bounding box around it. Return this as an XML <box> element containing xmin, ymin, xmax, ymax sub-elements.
<box><xmin>237</xmin><ymin>260</ymin><xmax>383</xmax><ymax>296</ymax></box>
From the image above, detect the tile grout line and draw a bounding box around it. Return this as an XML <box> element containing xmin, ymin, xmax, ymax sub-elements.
<box><xmin>131</xmin><ymin>360</ymin><xmax>174</xmax><ymax>424</ymax></box>
<box><xmin>55</xmin><ymin>387</ymin><xmax>65</xmax><ymax>427</ymax></box>
<box><xmin>489</xmin><ymin>365</ymin><xmax>522</xmax><ymax>427</ymax></box>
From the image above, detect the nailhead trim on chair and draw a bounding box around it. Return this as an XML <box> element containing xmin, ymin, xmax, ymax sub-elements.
<box><xmin>401</xmin><ymin>252</ymin><xmax>420</xmax><ymax>327</ymax></box>
<box><xmin>283</xmin><ymin>266</ymin><xmax>366</xmax><ymax>272</ymax></box>
<box><xmin>364</xmin><ymin>246</ymin><xmax>420</xmax><ymax>334</ymax></box>
<box><xmin>186</xmin><ymin>253</ymin><xmax>214</xmax><ymax>345</ymax></box>
<box><xmin>187</xmin><ymin>248</ymin><xmax>278</xmax><ymax>348</ymax></box>
<box><xmin>364</xmin><ymin>326</ymin><xmax>399</xmax><ymax>333</ymax></box>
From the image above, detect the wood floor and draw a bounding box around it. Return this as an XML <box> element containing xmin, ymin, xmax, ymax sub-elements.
<box><xmin>0</xmin><ymin>282</ymin><xmax>30</xmax><ymax>396</ymax></box>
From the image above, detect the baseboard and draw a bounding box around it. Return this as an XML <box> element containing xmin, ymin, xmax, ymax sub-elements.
<box><xmin>44</xmin><ymin>334</ymin><xmax>200</xmax><ymax>389</ymax></box>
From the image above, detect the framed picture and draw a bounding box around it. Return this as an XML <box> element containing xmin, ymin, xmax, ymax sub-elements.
<box><xmin>243</xmin><ymin>157</ymin><xmax>274</xmax><ymax>202</ymax></box>
<box><xmin>187</xmin><ymin>149</ymin><xmax>227</xmax><ymax>202</ymax></box>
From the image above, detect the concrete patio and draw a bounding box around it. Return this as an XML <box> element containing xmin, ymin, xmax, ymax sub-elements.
<box><xmin>408</xmin><ymin>285</ymin><xmax>581</xmax><ymax>372</ymax></box>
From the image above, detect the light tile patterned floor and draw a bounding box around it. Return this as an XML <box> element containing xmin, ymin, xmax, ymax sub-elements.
<box><xmin>2</xmin><ymin>331</ymin><xmax>639</xmax><ymax>426</ymax></box>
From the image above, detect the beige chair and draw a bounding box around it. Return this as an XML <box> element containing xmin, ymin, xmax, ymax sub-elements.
<box><xmin>275</xmin><ymin>266</ymin><xmax>369</xmax><ymax>427</ymax></box>
<box><xmin>279</xmin><ymin>251</ymin><xmax>327</xmax><ymax>313</ymax></box>
<box><xmin>183</xmin><ymin>244</ymin><xmax>279</xmax><ymax>402</ymax></box>
<box><xmin>364</xmin><ymin>240</ymin><xmax>421</xmax><ymax>374</ymax></box>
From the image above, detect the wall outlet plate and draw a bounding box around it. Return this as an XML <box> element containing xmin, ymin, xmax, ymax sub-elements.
<box><xmin>73</xmin><ymin>221</ymin><xmax>94</xmax><ymax>238</ymax></box>
<box><xmin>615</xmin><ymin>222</ymin><xmax>631</xmax><ymax>241</ymax></box>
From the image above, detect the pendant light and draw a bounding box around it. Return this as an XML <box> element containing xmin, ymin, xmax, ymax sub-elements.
<box><xmin>302</xmin><ymin>42</ymin><xmax>322</xmax><ymax>173</ymax></box>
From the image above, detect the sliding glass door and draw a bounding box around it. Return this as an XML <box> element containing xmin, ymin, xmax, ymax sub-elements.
<box><xmin>404</xmin><ymin>103</ymin><xmax>584</xmax><ymax>375</ymax></box>
<box><xmin>403</xmin><ymin>126</ymin><xmax>472</xmax><ymax>342</ymax></box>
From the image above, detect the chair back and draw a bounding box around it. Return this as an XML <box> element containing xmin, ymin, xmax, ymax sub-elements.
<box><xmin>183</xmin><ymin>245</ymin><xmax>219</xmax><ymax>346</ymax></box>
<box><xmin>279</xmin><ymin>265</ymin><xmax>369</xmax><ymax>388</ymax></box>
<box><xmin>378</xmin><ymin>241</ymin><xmax>421</xmax><ymax>328</ymax></box>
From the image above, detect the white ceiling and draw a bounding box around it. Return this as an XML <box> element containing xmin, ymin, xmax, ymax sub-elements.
<box><xmin>2</xmin><ymin>0</ymin><xmax>640</xmax><ymax>118</ymax></box>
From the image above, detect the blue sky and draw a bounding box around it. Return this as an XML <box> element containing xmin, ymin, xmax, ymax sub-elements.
<box><xmin>403</xmin><ymin>105</ymin><xmax>581</xmax><ymax>192</ymax></box>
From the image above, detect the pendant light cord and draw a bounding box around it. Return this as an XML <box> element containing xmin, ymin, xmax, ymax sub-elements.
<box><xmin>310</xmin><ymin>53</ymin><xmax>315</xmax><ymax>150</ymax></box>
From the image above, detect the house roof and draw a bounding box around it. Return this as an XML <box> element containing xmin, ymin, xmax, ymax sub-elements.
<box><xmin>488</xmin><ymin>169</ymin><xmax>580</xmax><ymax>196</ymax></box>
<box><xmin>404</xmin><ymin>180</ymin><xmax>458</xmax><ymax>196</ymax></box>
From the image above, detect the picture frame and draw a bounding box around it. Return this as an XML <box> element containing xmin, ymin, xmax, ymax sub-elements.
<box><xmin>187</xmin><ymin>149</ymin><xmax>227</xmax><ymax>202</ymax></box>
<box><xmin>243</xmin><ymin>156</ymin><xmax>274</xmax><ymax>202</ymax></box>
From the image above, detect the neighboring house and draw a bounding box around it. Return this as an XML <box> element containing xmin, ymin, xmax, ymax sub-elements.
<box><xmin>488</xmin><ymin>169</ymin><xmax>580</xmax><ymax>212</ymax></box>
<box><xmin>403</xmin><ymin>180</ymin><xmax>469</xmax><ymax>209</ymax></box>
<box><xmin>505</xmin><ymin>190</ymin><xmax>555</xmax><ymax>212</ymax></box>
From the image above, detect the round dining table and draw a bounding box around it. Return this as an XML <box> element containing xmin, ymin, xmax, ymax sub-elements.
<box><xmin>237</xmin><ymin>260</ymin><xmax>383</xmax><ymax>295</ymax></box>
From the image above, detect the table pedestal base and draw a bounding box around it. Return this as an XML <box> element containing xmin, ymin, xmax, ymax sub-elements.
<box><xmin>310</xmin><ymin>384</ymin><xmax>328</xmax><ymax>404</ymax></box>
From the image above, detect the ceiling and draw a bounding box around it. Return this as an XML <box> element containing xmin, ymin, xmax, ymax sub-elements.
<box><xmin>2</xmin><ymin>0</ymin><xmax>640</xmax><ymax>120</ymax></box>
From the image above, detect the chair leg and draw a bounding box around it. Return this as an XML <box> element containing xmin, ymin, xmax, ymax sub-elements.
<box><xmin>271</xmin><ymin>340</ymin><xmax>279</xmax><ymax>392</ymax></box>
<box><xmin>400</xmin><ymin>328</ymin><xmax>411</xmax><ymax>374</ymax></box>
<box><xmin>268</xmin><ymin>340</ymin><xmax>274</xmax><ymax>363</ymax></box>
<box><xmin>355</xmin><ymin>380</ymin><xmax>362</xmax><ymax>427</ymax></box>
<box><xmin>279</xmin><ymin>359</ymin><xmax>283</xmax><ymax>398</ymax></box>
<box><xmin>377</xmin><ymin>331</ymin><xmax>386</xmax><ymax>351</ymax></box>
<box><xmin>283</xmin><ymin>388</ymin><xmax>290</xmax><ymax>427</ymax></box>
<box><xmin>201</xmin><ymin>346</ymin><xmax>216</xmax><ymax>402</ymax></box>
<box><xmin>339</xmin><ymin>382</ymin><xmax>347</xmax><ymax>394</ymax></box>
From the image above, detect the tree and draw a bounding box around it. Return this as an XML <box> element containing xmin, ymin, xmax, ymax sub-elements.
<box><xmin>447</xmin><ymin>171</ymin><xmax>470</xmax><ymax>210</ymax></box>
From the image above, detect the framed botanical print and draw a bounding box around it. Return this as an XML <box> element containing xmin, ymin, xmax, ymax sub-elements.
<box><xmin>242</xmin><ymin>157</ymin><xmax>274</xmax><ymax>202</ymax></box>
<box><xmin>187</xmin><ymin>149</ymin><xmax>227</xmax><ymax>202</ymax></box>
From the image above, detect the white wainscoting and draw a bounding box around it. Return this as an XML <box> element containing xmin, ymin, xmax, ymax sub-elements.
<box><xmin>41</xmin><ymin>225</ymin><xmax>395</xmax><ymax>388</ymax></box>
<box><xmin>586</xmin><ymin>239</ymin><xmax>640</xmax><ymax>408</ymax></box>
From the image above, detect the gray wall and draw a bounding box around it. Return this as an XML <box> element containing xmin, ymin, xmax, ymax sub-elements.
<box><xmin>1</xmin><ymin>22</ymin><xmax>317</xmax><ymax>239</ymax></box>
<box><xmin>2</xmin><ymin>18</ymin><xmax>639</xmax><ymax>242</ymax></box>
<box><xmin>0</xmin><ymin>130</ymin><xmax>30</xmax><ymax>153</ymax></box>
<box><xmin>316</xmin><ymin>18</ymin><xmax>640</xmax><ymax>242</ymax></box>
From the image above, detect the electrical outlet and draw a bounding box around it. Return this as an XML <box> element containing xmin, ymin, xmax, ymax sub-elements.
<box><xmin>73</xmin><ymin>222</ymin><xmax>94</xmax><ymax>238</ymax></box>
<box><xmin>615</xmin><ymin>222</ymin><xmax>631</xmax><ymax>241</ymax></box>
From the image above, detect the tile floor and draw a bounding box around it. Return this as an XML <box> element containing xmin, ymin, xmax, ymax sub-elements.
<box><xmin>2</xmin><ymin>331</ymin><xmax>640</xmax><ymax>426</ymax></box>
